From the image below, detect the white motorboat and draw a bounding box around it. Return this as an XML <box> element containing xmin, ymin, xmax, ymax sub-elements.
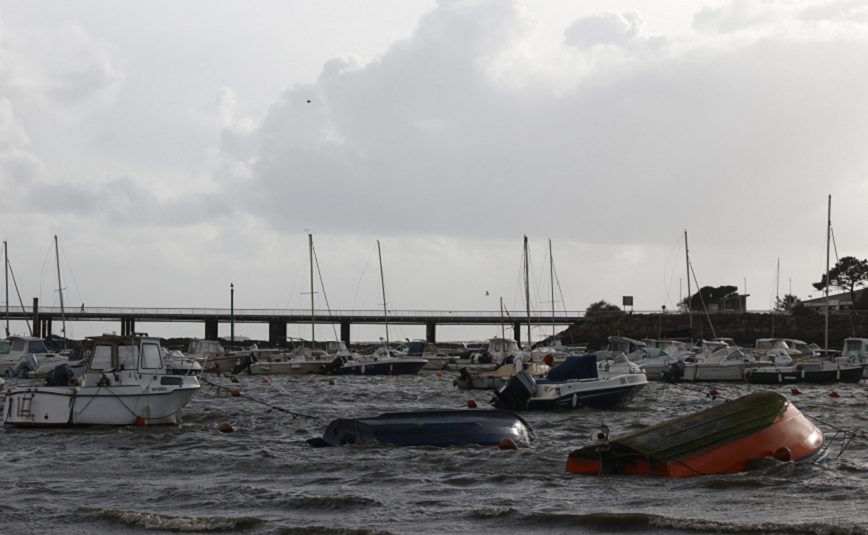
<box><xmin>597</xmin><ymin>352</ymin><xmax>651</xmax><ymax>377</ymax></box>
<box><xmin>401</xmin><ymin>340</ymin><xmax>455</xmax><ymax>370</ymax></box>
<box><xmin>843</xmin><ymin>338</ymin><xmax>868</xmax><ymax>377</ymax></box>
<box><xmin>454</xmin><ymin>361</ymin><xmax>551</xmax><ymax>390</ymax></box>
<box><xmin>321</xmin><ymin>349</ymin><xmax>428</xmax><ymax>375</ymax></box>
<box><xmin>680</xmin><ymin>347</ymin><xmax>769</xmax><ymax>382</ymax></box>
<box><xmin>753</xmin><ymin>338</ymin><xmax>816</xmax><ymax>359</ymax></box>
<box><xmin>642</xmin><ymin>339</ymin><xmax>696</xmax><ymax>360</ymax></box>
<box><xmin>592</xmin><ymin>336</ymin><xmax>646</xmax><ymax>361</ymax></box>
<box><xmin>1</xmin><ymin>336</ymin><xmax>69</xmax><ymax>377</ymax></box>
<box><xmin>444</xmin><ymin>337</ymin><xmax>527</xmax><ymax>372</ymax></box>
<box><xmin>248</xmin><ymin>345</ymin><xmax>331</xmax><ymax>375</ymax></box>
<box><xmin>164</xmin><ymin>349</ymin><xmax>204</xmax><ymax>376</ymax></box>
<box><xmin>4</xmin><ymin>335</ymin><xmax>200</xmax><ymax>427</ymax></box>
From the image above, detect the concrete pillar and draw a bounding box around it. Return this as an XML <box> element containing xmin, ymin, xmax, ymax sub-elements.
<box><xmin>32</xmin><ymin>298</ymin><xmax>40</xmax><ymax>338</ymax></box>
<box><xmin>44</xmin><ymin>318</ymin><xmax>52</xmax><ymax>337</ymax></box>
<box><xmin>426</xmin><ymin>321</ymin><xmax>436</xmax><ymax>343</ymax></box>
<box><xmin>268</xmin><ymin>320</ymin><xmax>287</xmax><ymax>346</ymax></box>
<box><xmin>340</xmin><ymin>320</ymin><xmax>351</xmax><ymax>345</ymax></box>
<box><xmin>513</xmin><ymin>322</ymin><xmax>522</xmax><ymax>346</ymax></box>
<box><xmin>205</xmin><ymin>318</ymin><xmax>218</xmax><ymax>340</ymax></box>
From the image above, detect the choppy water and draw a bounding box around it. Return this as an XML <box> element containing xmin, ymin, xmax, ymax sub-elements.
<box><xmin>2</xmin><ymin>373</ymin><xmax>868</xmax><ymax>535</ymax></box>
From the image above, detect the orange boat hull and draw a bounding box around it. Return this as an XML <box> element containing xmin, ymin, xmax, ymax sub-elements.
<box><xmin>566</xmin><ymin>402</ymin><xmax>824</xmax><ymax>478</ymax></box>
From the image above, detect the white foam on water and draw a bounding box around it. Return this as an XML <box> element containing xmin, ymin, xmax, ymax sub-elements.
<box><xmin>101</xmin><ymin>509</ymin><xmax>261</xmax><ymax>532</ymax></box>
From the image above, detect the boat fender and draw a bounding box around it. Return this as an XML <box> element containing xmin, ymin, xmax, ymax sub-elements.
<box><xmin>145</xmin><ymin>405</ymin><xmax>152</xmax><ymax>419</ymax></box>
<box><xmin>774</xmin><ymin>447</ymin><xmax>792</xmax><ymax>462</ymax></box>
<box><xmin>572</xmin><ymin>393</ymin><xmax>578</xmax><ymax>409</ymax></box>
<box><xmin>497</xmin><ymin>438</ymin><xmax>517</xmax><ymax>450</ymax></box>
<box><xmin>467</xmin><ymin>400</ymin><xmax>477</xmax><ymax>408</ymax></box>
<box><xmin>72</xmin><ymin>410</ymin><xmax>79</xmax><ymax>425</ymax></box>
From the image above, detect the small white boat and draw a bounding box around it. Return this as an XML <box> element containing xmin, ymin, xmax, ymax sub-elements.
<box><xmin>248</xmin><ymin>346</ymin><xmax>331</xmax><ymax>375</ymax></box>
<box><xmin>443</xmin><ymin>337</ymin><xmax>527</xmax><ymax>372</ymax></box>
<box><xmin>163</xmin><ymin>349</ymin><xmax>204</xmax><ymax>376</ymax></box>
<box><xmin>454</xmin><ymin>361</ymin><xmax>551</xmax><ymax>390</ymax></box>
<box><xmin>843</xmin><ymin>338</ymin><xmax>868</xmax><ymax>378</ymax></box>
<box><xmin>4</xmin><ymin>334</ymin><xmax>200</xmax><ymax>427</ymax></box>
<box><xmin>592</xmin><ymin>336</ymin><xmax>647</xmax><ymax>361</ymax></box>
<box><xmin>680</xmin><ymin>347</ymin><xmax>769</xmax><ymax>382</ymax></box>
<box><xmin>401</xmin><ymin>340</ymin><xmax>455</xmax><ymax>370</ymax></box>
<box><xmin>1</xmin><ymin>336</ymin><xmax>69</xmax><ymax>377</ymax></box>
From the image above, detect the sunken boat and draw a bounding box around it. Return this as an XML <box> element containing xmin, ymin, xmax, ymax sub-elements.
<box><xmin>565</xmin><ymin>390</ymin><xmax>827</xmax><ymax>477</ymax></box>
<box><xmin>307</xmin><ymin>409</ymin><xmax>534</xmax><ymax>447</ymax></box>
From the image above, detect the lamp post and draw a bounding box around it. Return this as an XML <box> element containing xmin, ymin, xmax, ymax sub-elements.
<box><xmin>230</xmin><ymin>283</ymin><xmax>234</xmax><ymax>342</ymax></box>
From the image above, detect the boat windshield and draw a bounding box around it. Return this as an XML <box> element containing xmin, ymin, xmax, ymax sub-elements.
<box><xmin>793</xmin><ymin>342</ymin><xmax>810</xmax><ymax>351</ymax></box>
<box><xmin>0</xmin><ymin>341</ymin><xmax>10</xmax><ymax>354</ymax></box>
<box><xmin>141</xmin><ymin>343</ymin><xmax>162</xmax><ymax>369</ymax></box>
<box><xmin>118</xmin><ymin>345</ymin><xmax>139</xmax><ymax>370</ymax></box>
<box><xmin>846</xmin><ymin>340</ymin><xmax>865</xmax><ymax>356</ymax></box>
<box><xmin>90</xmin><ymin>344</ymin><xmax>113</xmax><ymax>371</ymax></box>
<box><xmin>27</xmin><ymin>340</ymin><xmax>48</xmax><ymax>353</ymax></box>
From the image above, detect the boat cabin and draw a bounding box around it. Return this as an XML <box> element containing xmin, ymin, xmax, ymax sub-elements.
<box><xmin>486</xmin><ymin>338</ymin><xmax>521</xmax><ymax>357</ymax></box>
<box><xmin>607</xmin><ymin>336</ymin><xmax>645</xmax><ymax>355</ymax></box>
<box><xmin>6</xmin><ymin>336</ymin><xmax>51</xmax><ymax>359</ymax></box>
<box><xmin>188</xmin><ymin>339</ymin><xmax>225</xmax><ymax>356</ymax></box>
<box><xmin>755</xmin><ymin>338</ymin><xmax>813</xmax><ymax>356</ymax></box>
<box><xmin>84</xmin><ymin>335</ymin><xmax>166</xmax><ymax>387</ymax></box>
<box><xmin>844</xmin><ymin>338</ymin><xmax>868</xmax><ymax>358</ymax></box>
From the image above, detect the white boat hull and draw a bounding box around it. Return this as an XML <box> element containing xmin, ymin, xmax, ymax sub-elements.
<box><xmin>681</xmin><ymin>364</ymin><xmax>745</xmax><ymax>382</ymax></box>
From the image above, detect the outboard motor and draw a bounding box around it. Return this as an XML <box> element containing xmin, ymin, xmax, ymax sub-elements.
<box><xmin>231</xmin><ymin>354</ymin><xmax>258</xmax><ymax>375</ymax></box>
<box><xmin>321</xmin><ymin>356</ymin><xmax>346</xmax><ymax>375</ymax></box>
<box><xmin>493</xmin><ymin>370</ymin><xmax>536</xmax><ymax>411</ymax></box>
<box><xmin>661</xmin><ymin>360</ymin><xmax>686</xmax><ymax>383</ymax></box>
<box><xmin>494</xmin><ymin>355</ymin><xmax>514</xmax><ymax>370</ymax></box>
<box><xmin>457</xmin><ymin>367</ymin><xmax>473</xmax><ymax>389</ymax></box>
<box><xmin>5</xmin><ymin>354</ymin><xmax>38</xmax><ymax>378</ymax></box>
<box><xmin>45</xmin><ymin>364</ymin><xmax>75</xmax><ymax>386</ymax></box>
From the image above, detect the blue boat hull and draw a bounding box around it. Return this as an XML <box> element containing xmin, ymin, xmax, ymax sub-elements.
<box><xmin>527</xmin><ymin>382</ymin><xmax>645</xmax><ymax>410</ymax></box>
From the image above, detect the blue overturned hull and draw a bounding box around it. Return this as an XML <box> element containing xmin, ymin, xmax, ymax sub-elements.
<box><xmin>309</xmin><ymin>409</ymin><xmax>534</xmax><ymax>447</ymax></box>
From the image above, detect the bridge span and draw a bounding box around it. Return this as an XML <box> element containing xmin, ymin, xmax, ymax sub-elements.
<box><xmin>3</xmin><ymin>302</ymin><xmax>587</xmax><ymax>345</ymax></box>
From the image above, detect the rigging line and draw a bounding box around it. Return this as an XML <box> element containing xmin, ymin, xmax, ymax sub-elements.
<box><xmin>688</xmin><ymin>260</ymin><xmax>717</xmax><ymax>339</ymax></box>
<box><xmin>351</xmin><ymin>244</ymin><xmax>378</xmax><ymax>313</ymax></box>
<box><xmin>6</xmin><ymin>257</ymin><xmax>31</xmax><ymax>335</ymax></box>
<box><xmin>201</xmin><ymin>377</ymin><xmax>318</xmax><ymax>419</ymax></box>
<box><xmin>829</xmin><ymin>226</ymin><xmax>856</xmax><ymax>336</ymax></box>
<box><xmin>311</xmin><ymin>244</ymin><xmax>339</xmax><ymax>342</ymax></box>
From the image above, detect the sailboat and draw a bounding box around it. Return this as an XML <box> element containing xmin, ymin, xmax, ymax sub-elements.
<box><xmin>321</xmin><ymin>241</ymin><xmax>427</xmax><ymax>375</ymax></box>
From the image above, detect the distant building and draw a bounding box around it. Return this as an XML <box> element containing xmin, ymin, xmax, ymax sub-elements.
<box><xmin>707</xmin><ymin>293</ymin><xmax>749</xmax><ymax>313</ymax></box>
<box><xmin>802</xmin><ymin>289</ymin><xmax>867</xmax><ymax>311</ymax></box>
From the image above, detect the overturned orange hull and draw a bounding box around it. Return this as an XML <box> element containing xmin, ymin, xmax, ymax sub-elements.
<box><xmin>566</xmin><ymin>391</ymin><xmax>826</xmax><ymax>478</ymax></box>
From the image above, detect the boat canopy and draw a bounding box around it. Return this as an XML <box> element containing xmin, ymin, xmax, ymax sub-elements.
<box><xmin>407</xmin><ymin>340</ymin><xmax>438</xmax><ymax>356</ymax></box>
<box><xmin>547</xmin><ymin>355</ymin><xmax>598</xmax><ymax>381</ymax></box>
<box><xmin>86</xmin><ymin>335</ymin><xmax>164</xmax><ymax>373</ymax></box>
<box><xmin>9</xmin><ymin>337</ymin><xmax>48</xmax><ymax>354</ymax></box>
<box><xmin>845</xmin><ymin>339</ymin><xmax>868</xmax><ymax>357</ymax></box>
<box><xmin>627</xmin><ymin>348</ymin><xmax>672</xmax><ymax>361</ymax></box>
<box><xmin>0</xmin><ymin>341</ymin><xmax>10</xmax><ymax>355</ymax></box>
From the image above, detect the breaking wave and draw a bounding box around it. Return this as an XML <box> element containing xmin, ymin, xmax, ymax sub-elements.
<box><xmin>97</xmin><ymin>509</ymin><xmax>262</xmax><ymax>531</ymax></box>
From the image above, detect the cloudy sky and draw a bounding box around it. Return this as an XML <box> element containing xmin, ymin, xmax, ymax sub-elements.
<box><xmin>2</xmin><ymin>0</ymin><xmax>868</xmax><ymax>342</ymax></box>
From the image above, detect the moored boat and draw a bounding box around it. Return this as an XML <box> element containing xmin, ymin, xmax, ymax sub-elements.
<box><xmin>4</xmin><ymin>335</ymin><xmax>200</xmax><ymax>427</ymax></box>
<box><xmin>454</xmin><ymin>361</ymin><xmax>551</xmax><ymax>390</ymax></box>
<box><xmin>565</xmin><ymin>390</ymin><xmax>827</xmax><ymax>477</ymax></box>
<box><xmin>307</xmin><ymin>409</ymin><xmax>535</xmax><ymax>447</ymax></box>
<box><xmin>745</xmin><ymin>359</ymin><xmax>863</xmax><ymax>384</ymax></box>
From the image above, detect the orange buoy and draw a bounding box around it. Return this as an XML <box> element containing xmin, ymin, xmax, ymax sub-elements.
<box><xmin>796</xmin><ymin>363</ymin><xmax>804</xmax><ymax>371</ymax></box>
<box><xmin>467</xmin><ymin>400</ymin><xmax>477</xmax><ymax>408</ymax></box>
<box><xmin>218</xmin><ymin>423</ymin><xmax>234</xmax><ymax>433</ymax></box>
<box><xmin>774</xmin><ymin>446</ymin><xmax>792</xmax><ymax>462</ymax></box>
<box><xmin>262</xmin><ymin>379</ymin><xmax>269</xmax><ymax>384</ymax></box>
<box><xmin>329</xmin><ymin>379</ymin><xmax>335</xmax><ymax>385</ymax></box>
<box><xmin>791</xmin><ymin>388</ymin><xmax>802</xmax><ymax>395</ymax></box>
<box><xmin>709</xmin><ymin>389</ymin><xmax>720</xmax><ymax>397</ymax></box>
<box><xmin>231</xmin><ymin>390</ymin><xmax>241</xmax><ymax>397</ymax></box>
<box><xmin>135</xmin><ymin>417</ymin><xmax>147</xmax><ymax>427</ymax></box>
<box><xmin>231</xmin><ymin>377</ymin><xmax>239</xmax><ymax>383</ymax></box>
<box><xmin>497</xmin><ymin>438</ymin><xmax>517</xmax><ymax>450</ymax></box>
<box><xmin>436</xmin><ymin>373</ymin><xmax>442</xmax><ymax>377</ymax></box>
<box><xmin>388</xmin><ymin>371</ymin><xmax>393</xmax><ymax>375</ymax></box>
<box><xmin>830</xmin><ymin>391</ymin><xmax>840</xmax><ymax>398</ymax></box>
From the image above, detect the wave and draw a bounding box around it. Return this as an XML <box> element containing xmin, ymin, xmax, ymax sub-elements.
<box><xmin>284</xmin><ymin>494</ymin><xmax>381</xmax><ymax>510</ymax></box>
<box><xmin>95</xmin><ymin>508</ymin><xmax>262</xmax><ymax>531</ymax></box>
<box><xmin>503</xmin><ymin>512</ymin><xmax>868</xmax><ymax>534</ymax></box>
<box><xmin>274</xmin><ymin>527</ymin><xmax>393</xmax><ymax>535</ymax></box>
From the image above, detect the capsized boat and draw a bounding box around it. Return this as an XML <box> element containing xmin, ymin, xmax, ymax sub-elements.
<box><xmin>492</xmin><ymin>355</ymin><xmax>647</xmax><ymax>411</ymax></box>
<box><xmin>4</xmin><ymin>335</ymin><xmax>200</xmax><ymax>427</ymax></box>
<box><xmin>565</xmin><ymin>390</ymin><xmax>826</xmax><ymax>477</ymax></box>
<box><xmin>307</xmin><ymin>409</ymin><xmax>534</xmax><ymax>447</ymax></box>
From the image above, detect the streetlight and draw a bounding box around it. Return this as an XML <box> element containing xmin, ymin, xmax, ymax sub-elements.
<box><xmin>230</xmin><ymin>283</ymin><xmax>234</xmax><ymax>342</ymax></box>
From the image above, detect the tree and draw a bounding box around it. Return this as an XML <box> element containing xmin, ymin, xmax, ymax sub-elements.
<box><xmin>774</xmin><ymin>293</ymin><xmax>800</xmax><ymax>312</ymax></box>
<box><xmin>813</xmin><ymin>256</ymin><xmax>868</xmax><ymax>308</ymax></box>
<box><xmin>679</xmin><ymin>285</ymin><xmax>738</xmax><ymax>311</ymax></box>
<box><xmin>585</xmin><ymin>300</ymin><xmax>622</xmax><ymax>318</ymax></box>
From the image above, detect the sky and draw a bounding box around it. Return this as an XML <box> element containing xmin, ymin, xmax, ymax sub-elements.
<box><xmin>2</xmin><ymin>0</ymin><xmax>868</xmax><ymax>342</ymax></box>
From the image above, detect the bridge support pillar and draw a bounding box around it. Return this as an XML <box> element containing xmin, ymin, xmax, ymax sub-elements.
<box><xmin>43</xmin><ymin>318</ymin><xmax>52</xmax><ymax>337</ymax></box>
<box><xmin>32</xmin><ymin>298</ymin><xmax>40</xmax><ymax>338</ymax></box>
<box><xmin>426</xmin><ymin>321</ymin><xmax>436</xmax><ymax>344</ymax></box>
<box><xmin>205</xmin><ymin>318</ymin><xmax>218</xmax><ymax>340</ymax></box>
<box><xmin>120</xmin><ymin>319</ymin><xmax>135</xmax><ymax>336</ymax></box>
<box><xmin>340</xmin><ymin>320</ymin><xmax>351</xmax><ymax>345</ymax></box>
<box><xmin>269</xmin><ymin>320</ymin><xmax>287</xmax><ymax>347</ymax></box>
<box><xmin>513</xmin><ymin>322</ymin><xmax>522</xmax><ymax>346</ymax></box>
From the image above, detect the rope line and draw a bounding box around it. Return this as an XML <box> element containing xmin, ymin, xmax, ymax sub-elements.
<box><xmin>201</xmin><ymin>377</ymin><xmax>319</xmax><ymax>420</ymax></box>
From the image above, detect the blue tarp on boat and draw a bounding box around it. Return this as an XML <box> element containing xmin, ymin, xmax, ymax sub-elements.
<box><xmin>546</xmin><ymin>354</ymin><xmax>598</xmax><ymax>381</ymax></box>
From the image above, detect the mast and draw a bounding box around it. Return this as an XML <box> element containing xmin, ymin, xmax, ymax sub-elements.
<box><xmin>500</xmin><ymin>297</ymin><xmax>506</xmax><ymax>341</ymax></box>
<box><xmin>54</xmin><ymin>235</ymin><xmax>66</xmax><ymax>346</ymax></box>
<box><xmin>377</xmin><ymin>240</ymin><xmax>389</xmax><ymax>347</ymax></box>
<box><xmin>524</xmin><ymin>236</ymin><xmax>531</xmax><ymax>350</ymax></box>
<box><xmin>549</xmin><ymin>239</ymin><xmax>555</xmax><ymax>339</ymax></box>
<box><xmin>4</xmin><ymin>240</ymin><xmax>8</xmax><ymax>337</ymax></box>
<box><xmin>825</xmin><ymin>195</ymin><xmax>831</xmax><ymax>355</ymax></box>
<box><xmin>309</xmin><ymin>234</ymin><xmax>315</xmax><ymax>348</ymax></box>
<box><xmin>772</xmin><ymin>258</ymin><xmax>779</xmax><ymax>337</ymax></box>
<box><xmin>685</xmin><ymin>231</ymin><xmax>693</xmax><ymax>339</ymax></box>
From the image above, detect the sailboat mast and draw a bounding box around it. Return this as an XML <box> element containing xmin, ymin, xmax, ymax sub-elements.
<box><xmin>549</xmin><ymin>239</ymin><xmax>555</xmax><ymax>339</ymax></box>
<box><xmin>684</xmin><ymin>231</ymin><xmax>693</xmax><ymax>338</ymax></box>
<box><xmin>54</xmin><ymin>236</ymin><xmax>66</xmax><ymax>345</ymax></box>
<box><xmin>500</xmin><ymin>297</ymin><xmax>506</xmax><ymax>341</ymax></box>
<box><xmin>377</xmin><ymin>240</ymin><xmax>389</xmax><ymax>347</ymax></box>
<box><xmin>825</xmin><ymin>195</ymin><xmax>831</xmax><ymax>355</ymax></box>
<box><xmin>524</xmin><ymin>236</ymin><xmax>531</xmax><ymax>351</ymax></box>
<box><xmin>4</xmin><ymin>240</ymin><xmax>8</xmax><ymax>337</ymax></box>
<box><xmin>309</xmin><ymin>234</ymin><xmax>315</xmax><ymax>348</ymax></box>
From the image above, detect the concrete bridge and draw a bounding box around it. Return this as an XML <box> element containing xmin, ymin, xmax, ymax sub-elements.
<box><xmin>3</xmin><ymin>301</ymin><xmax>587</xmax><ymax>345</ymax></box>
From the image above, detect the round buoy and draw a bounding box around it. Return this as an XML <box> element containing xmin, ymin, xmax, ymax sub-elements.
<box><xmin>497</xmin><ymin>438</ymin><xmax>517</xmax><ymax>450</ymax></box>
<box><xmin>543</xmin><ymin>354</ymin><xmax>554</xmax><ymax>367</ymax></box>
<box><xmin>774</xmin><ymin>446</ymin><xmax>792</xmax><ymax>462</ymax></box>
<box><xmin>262</xmin><ymin>379</ymin><xmax>269</xmax><ymax>384</ymax></box>
<box><xmin>791</xmin><ymin>388</ymin><xmax>802</xmax><ymax>395</ymax></box>
<box><xmin>388</xmin><ymin>371</ymin><xmax>393</xmax><ymax>376</ymax></box>
<box><xmin>135</xmin><ymin>417</ymin><xmax>147</xmax><ymax>427</ymax></box>
<box><xmin>231</xmin><ymin>390</ymin><xmax>241</xmax><ymax>397</ymax></box>
<box><xmin>231</xmin><ymin>377</ymin><xmax>239</xmax><ymax>383</ymax></box>
<box><xmin>830</xmin><ymin>391</ymin><xmax>840</xmax><ymax>398</ymax></box>
<box><xmin>214</xmin><ymin>362</ymin><xmax>220</xmax><ymax>368</ymax></box>
<box><xmin>709</xmin><ymin>389</ymin><xmax>720</xmax><ymax>397</ymax></box>
<box><xmin>436</xmin><ymin>373</ymin><xmax>442</xmax><ymax>377</ymax></box>
<box><xmin>796</xmin><ymin>363</ymin><xmax>804</xmax><ymax>371</ymax></box>
<box><xmin>218</xmin><ymin>423</ymin><xmax>234</xmax><ymax>433</ymax></box>
<box><xmin>329</xmin><ymin>379</ymin><xmax>335</xmax><ymax>385</ymax></box>
<box><xmin>467</xmin><ymin>400</ymin><xmax>477</xmax><ymax>408</ymax></box>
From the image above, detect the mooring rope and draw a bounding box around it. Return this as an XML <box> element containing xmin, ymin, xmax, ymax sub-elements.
<box><xmin>201</xmin><ymin>377</ymin><xmax>319</xmax><ymax>420</ymax></box>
